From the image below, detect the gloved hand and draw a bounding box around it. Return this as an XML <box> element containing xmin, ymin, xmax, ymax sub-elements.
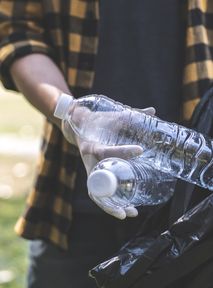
<box><xmin>59</xmin><ymin>100</ymin><xmax>156</xmax><ymax>219</ymax></box>
<box><xmin>79</xmin><ymin>139</ymin><xmax>143</xmax><ymax>219</ymax></box>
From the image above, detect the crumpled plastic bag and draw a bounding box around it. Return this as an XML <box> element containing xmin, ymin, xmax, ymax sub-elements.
<box><xmin>89</xmin><ymin>87</ymin><xmax>213</xmax><ymax>288</ymax></box>
<box><xmin>90</xmin><ymin>193</ymin><xmax>213</xmax><ymax>288</ymax></box>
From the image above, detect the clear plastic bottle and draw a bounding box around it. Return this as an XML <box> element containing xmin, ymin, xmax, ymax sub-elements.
<box><xmin>54</xmin><ymin>93</ymin><xmax>213</xmax><ymax>190</ymax></box>
<box><xmin>87</xmin><ymin>157</ymin><xmax>176</xmax><ymax>207</ymax></box>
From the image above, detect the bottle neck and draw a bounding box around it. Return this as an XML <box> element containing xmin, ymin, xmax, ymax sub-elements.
<box><xmin>54</xmin><ymin>93</ymin><xmax>74</xmax><ymax>120</ymax></box>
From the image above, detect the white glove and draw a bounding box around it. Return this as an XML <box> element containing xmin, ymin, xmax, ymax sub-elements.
<box><xmin>80</xmin><ymin>140</ymin><xmax>143</xmax><ymax>219</ymax></box>
<box><xmin>59</xmin><ymin>103</ymin><xmax>156</xmax><ymax>219</ymax></box>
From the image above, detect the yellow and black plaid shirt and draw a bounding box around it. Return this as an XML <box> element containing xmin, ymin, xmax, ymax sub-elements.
<box><xmin>0</xmin><ymin>0</ymin><xmax>213</xmax><ymax>250</ymax></box>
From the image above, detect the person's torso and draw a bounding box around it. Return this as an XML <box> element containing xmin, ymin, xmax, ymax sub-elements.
<box><xmin>73</xmin><ymin>0</ymin><xmax>185</xmax><ymax>212</ymax></box>
<box><xmin>91</xmin><ymin>0</ymin><xmax>185</xmax><ymax>122</ymax></box>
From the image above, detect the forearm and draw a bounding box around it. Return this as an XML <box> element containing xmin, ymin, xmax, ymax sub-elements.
<box><xmin>10</xmin><ymin>53</ymin><xmax>71</xmax><ymax>128</ymax></box>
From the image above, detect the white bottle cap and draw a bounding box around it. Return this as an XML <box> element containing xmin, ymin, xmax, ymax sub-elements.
<box><xmin>54</xmin><ymin>93</ymin><xmax>74</xmax><ymax>119</ymax></box>
<box><xmin>87</xmin><ymin>170</ymin><xmax>118</xmax><ymax>198</ymax></box>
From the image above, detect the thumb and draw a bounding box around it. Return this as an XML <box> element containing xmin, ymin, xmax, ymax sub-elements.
<box><xmin>90</xmin><ymin>143</ymin><xmax>143</xmax><ymax>161</ymax></box>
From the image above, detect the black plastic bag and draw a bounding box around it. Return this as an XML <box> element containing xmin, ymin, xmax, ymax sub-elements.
<box><xmin>89</xmin><ymin>87</ymin><xmax>213</xmax><ymax>288</ymax></box>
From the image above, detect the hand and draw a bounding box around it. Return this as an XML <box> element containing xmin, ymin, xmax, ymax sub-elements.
<box><xmin>62</xmin><ymin>105</ymin><xmax>156</xmax><ymax>174</ymax></box>
<box><xmin>62</xmin><ymin>121</ymin><xmax>143</xmax><ymax>219</ymax></box>
<box><xmin>60</xmin><ymin>104</ymin><xmax>156</xmax><ymax>219</ymax></box>
<box><xmin>77</xmin><ymin>139</ymin><xmax>142</xmax><ymax>219</ymax></box>
<box><xmin>78</xmin><ymin>106</ymin><xmax>156</xmax><ymax>219</ymax></box>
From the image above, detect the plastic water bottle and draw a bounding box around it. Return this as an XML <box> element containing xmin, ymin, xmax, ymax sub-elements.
<box><xmin>54</xmin><ymin>93</ymin><xmax>213</xmax><ymax>190</ymax></box>
<box><xmin>87</xmin><ymin>157</ymin><xmax>176</xmax><ymax>207</ymax></box>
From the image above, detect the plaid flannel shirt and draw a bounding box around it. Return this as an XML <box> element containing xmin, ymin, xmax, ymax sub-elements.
<box><xmin>0</xmin><ymin>0</ymin><xmax>213</xmax><ymax>250</ymax></box>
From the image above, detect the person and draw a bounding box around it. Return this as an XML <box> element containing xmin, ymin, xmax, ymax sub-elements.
<box><xmin>0</xmin><ymin>0</ymin><xmax>212</xmax><ymax>287</ymax></box>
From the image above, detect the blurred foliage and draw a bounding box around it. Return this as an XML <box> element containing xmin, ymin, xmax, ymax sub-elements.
<box><xmin>0</xmin><ymin>86</ymin><xmax>44</xmax><ymax>287</ymax></box>
<box><xmin>0</xmin><ymin>87</ymin><xmax>43</xmax><ymax>136</ymax></box>
<box><xmin>0</xmin><ymin>197</ymin><xmax>28</xmax><ymax>288</ymax></box>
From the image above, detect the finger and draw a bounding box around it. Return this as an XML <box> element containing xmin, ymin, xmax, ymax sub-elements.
<box><xmin>92</xmin><ymin>143</ymin><xmax>143</xmax><ymax>161</ymax></box>
<box><xmin>124</xmin><ymin>206</ymin><xmax>138</xmax><ymax>217</ymax></box>
<box><xmin>101</xmin><ymin>204</ymin><xmax>126</xmax><ymax>220</ymax></box>
<box><xmin>78</xmin><ymin>140</ymin><xmax>142</xmax><ymax>174</ymax></box>
<box><xmin>88</xmin><ymin>192</ymin><xmax>127</xmax><ymax>219</ymax></box>
<box><xmin>134</xmin><ymin>107</ymin><xmax>156</xmax><ymax>116</ymax></box>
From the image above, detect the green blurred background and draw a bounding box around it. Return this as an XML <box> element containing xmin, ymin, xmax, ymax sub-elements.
<box><xmin>0</xmin><ymin>85</ymin><xmax>44</xmax><ymax>288</ymax></box>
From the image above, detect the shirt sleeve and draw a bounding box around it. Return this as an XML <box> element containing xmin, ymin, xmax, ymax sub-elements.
<box><xmin>0</xmin><ymin>0</ymin><xmax>55</xmax><ymax>90</ymax></box>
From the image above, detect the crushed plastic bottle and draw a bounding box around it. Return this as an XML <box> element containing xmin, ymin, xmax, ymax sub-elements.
<box><xmin>87</xmin><ymin>157</ymin><xmax>176</xmax><ymax>207</ymax></box>
<box><xmin>54</xmin><ymin>93</ymin><xmax>213</xmax><ymax>190</ymax></box>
